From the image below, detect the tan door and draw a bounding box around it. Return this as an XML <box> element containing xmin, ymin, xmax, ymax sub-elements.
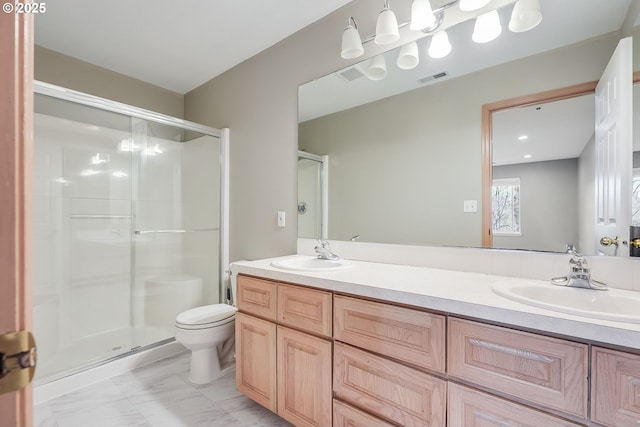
<box><xmin>0</xmin><ymin>7</ymin><xmax>34</xmax><ymax>427</ymax></box>
<box><xmin>595</xmin><ymin>37</ymin><xmax>633</xmax><ymax>256</ymax></box>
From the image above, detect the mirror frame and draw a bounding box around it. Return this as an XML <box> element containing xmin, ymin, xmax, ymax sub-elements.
<box><xmin>481</xmin><ymin>71</ymin><xmax>640</xmax><ymax>248</ymax></box>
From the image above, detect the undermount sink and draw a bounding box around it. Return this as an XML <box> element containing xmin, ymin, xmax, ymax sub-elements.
<box><xmin>270</xmin><ymin>256</ymin><xmax>352</xmax><ymax>272</ymax></box>
<box><xmin>492</xmin><ymin>280</ymin><xmax>640</xmax><ymax>324</ymax></box>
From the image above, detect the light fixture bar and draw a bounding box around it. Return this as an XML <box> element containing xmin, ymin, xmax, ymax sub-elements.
<box><xmin>359</xmin><ymin>0</ymin><xmax>458</xmax><ymax>46</ymax></box>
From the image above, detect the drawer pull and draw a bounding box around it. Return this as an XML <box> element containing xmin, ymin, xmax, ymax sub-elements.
<box><xmin>472</xmin><ymin>410</ymin><xmax>516</xmax><ymax>427</ymax></box>
<box><xmin>468</xmin><ymin>338</ymin><xmax>554</xmax><ymax>363</ymax></box>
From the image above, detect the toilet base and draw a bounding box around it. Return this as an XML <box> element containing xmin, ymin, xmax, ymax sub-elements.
<box><xmin>188</xmin><ymin>348</ymin><xmax>235</xmax><ymax>384</ymax></box>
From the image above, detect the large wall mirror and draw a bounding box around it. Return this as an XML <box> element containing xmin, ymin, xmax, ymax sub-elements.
<box><xmin>298</xmin><ymin>0</ymin><xmax>638</xmax><ymax>255</ymax></box>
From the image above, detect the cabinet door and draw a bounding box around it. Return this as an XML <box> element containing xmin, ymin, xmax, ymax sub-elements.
<box><xmin>448</xmin><ymin>383</ymin><xmax>583</xmax><ymax>427</ymax></box>
<box><xmin>235</xmin><ymin>312</ymin><xmax>277</xmax><ymax>412</ymax></box>
<box><xmin>448</xmin><ymin>318</ymin><xmax>588</xmax><ymax>418</ymax></box>
<box><xmin>334</xmin><ymin>295</ymin><xmax>445</xmax><ymax>372</ymax></box>
<box><xmin>333</xmin><ymin>399</ymin><xmax>396</xmax><ymax>427</ymax></box>
<box><xmin>278</xmin><ymin>283</ymin><xmax>332</xmax><ymax>337</ymax></box>
<box><xmin>237</xmin><ymin>275</ymin><xmax>277</xmax><ymax>320</ymax></box>
<box><xmin>277</xmin><ymin>326</ymin><xmax>332</xmax><ymax>427</ymax></box>
<box><xmin>592</xmin><ymin>347</ymin><xmax>640</xmax><ymax>427</ymax></box>
<box><xmin>334</xmin><ymin>342</ymin><xmax>446</xmax><ymax>427</ymax></box>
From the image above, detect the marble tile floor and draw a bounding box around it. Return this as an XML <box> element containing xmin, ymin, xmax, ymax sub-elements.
<box><xmin>34</xmin><ymin>352</ymin><xmax>294</xmax><ymax>427</ymax></box>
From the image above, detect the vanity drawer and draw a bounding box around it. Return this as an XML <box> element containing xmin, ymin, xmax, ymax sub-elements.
<box><xmin>334</xmin><ymin>295</ymin><xmax>445</xmax><ymax>372</ymax></box>
<box><xmin>334</xmin><ymin>342</ymin><xmax>446</xmax><ymax>427</ymax></box>
<box><xmin>448</xmin><ymin>382</ymin><xmax>583</xmax><ymax>427</ymax></box>
<box><xmin>236</xmin><ymin>275</ymin><xmax>277</xmax><ymax>320</ymax></box>
<box><xmin>277</xmin><ymin>283</ymin><xmax>332</xmax><ymax>337</ymax></box>
<box><xmin>448</xmin><ymin>318</ymin><xmax>588</xmax><ymax>418</ymax></box>
<box><xmin>591</xmin><ymin>347</ymin><xmax>640</xmax><ymax>427</ymax></box>
<box><xmin>333</xmin><ymin>399</ymin><xmax>396</xmax><ymax>427</ymax></box>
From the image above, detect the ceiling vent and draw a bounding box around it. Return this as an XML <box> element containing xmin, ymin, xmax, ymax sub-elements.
<box><xmin>337</xmin><ymin>66</ymin><xmax>365</xmax><ymax>82</ymax></box>
<box><xmin>418</xmin><ymin>71</ymin><xmax>448</xmax><ymax>84</ymax></box>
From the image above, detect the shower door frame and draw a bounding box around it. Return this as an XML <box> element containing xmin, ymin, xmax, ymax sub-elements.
<box><xmin>33</xmin><ymin>80</ymin><xmax>231</xmax><ymax>349</ymax></box>
<box><xmin>298</xmin><ymin>151</ymin><xmax>329</xmax><ymax>239</ymax></box>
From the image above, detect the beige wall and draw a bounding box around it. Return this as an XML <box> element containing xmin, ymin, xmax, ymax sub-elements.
<box><xmin>185</xmin><ymin>3</ymin><xmax>620</xmax><ymax>262</ymax></box>
<box><xmin>35</xmin><ymin>46</ymin><xmax>184</xmax><ymax>118</ymax></box>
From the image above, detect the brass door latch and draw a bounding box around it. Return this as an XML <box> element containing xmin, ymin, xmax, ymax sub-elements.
<box><xmin>599</xmin><ymin>236</ymin><xmax>620</xmax><ymax>247</ymax></box>
<box><xmin>0</xmin><ymin>331</ymin><xmax>36</xmax><ymax>395</ymax></box>
<box><xmin>600</xmin><ymin>236</ymin><xmax>640</xmax><ymax>248</ymax></box>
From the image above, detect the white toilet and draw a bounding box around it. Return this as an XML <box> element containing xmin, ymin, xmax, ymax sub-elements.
<box><xmin>174</xmin><ymin>303</ymin><xmax>237</xmax><ymax>384</ymax></box>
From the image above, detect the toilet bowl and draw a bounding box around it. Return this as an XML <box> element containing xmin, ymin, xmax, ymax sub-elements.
<box><xmin>174</xmin><ymin>303</ymin><xmax>237</xmax><ymax>384</ymax></box>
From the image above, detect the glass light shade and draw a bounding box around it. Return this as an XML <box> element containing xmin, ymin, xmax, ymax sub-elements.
<box><xmin>396</xmin><ymin>41</ymin><xmax>419</xmax><ymax>70</ymax></box>
<box><xmin>410</xmin><ymin>0</ymin><xmax>436</xmax><ymax>31</ymax></box>
<box><xmin>458</xmin><ymin>0</ymin><xmax>490</xmax><ymax>12</ymax></box>
<box><xmin>472</xmin><ymin>10</ymin><xmax>502</xmax><ymax>43</ymax></box>
<box><xmin>341</xmin><ymin>23</ymin><xmax>364</xmax><ymax>59</ymax></box>
<box><xmin>375</xmin><ymin>7</ymin><xmax>400</xmax><ymax>45</ymax></box>
<box><xmin>428</xmin><ymin>30</ymin><xmax>451</xmax><ymax>59</ymax></box>
<box><xmin>368</xmin><ymin>55</ymin><xmax>387</xmax><ymax>80</ymax></box>
<box><xmin>509</xmin><ymin>0</ymin><xmax>542</xmax><ymax>32</ymax></box>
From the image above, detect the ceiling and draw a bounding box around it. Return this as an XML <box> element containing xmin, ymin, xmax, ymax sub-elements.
<box><xmin>34</xmin><ymin>0</ymin><xmax>352</xmax><ymax>94</ymax></box>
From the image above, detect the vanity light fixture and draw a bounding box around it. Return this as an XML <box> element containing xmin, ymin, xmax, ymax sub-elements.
<box><xmin>375</xmin><ymin>0</ymin><xmax>400</xmax><ymax>45</ymax></box>
<box><xmin>458</xmin><ymin>0</ymin><xmax>491</xmax><ymax>12</ymax></box>
<box><xmin>368</xmin><ymin>54</ymin><xmax>388</xmax><ymax>80</ymax></box>
<box><xmin>410</xmin><ymin>0</ymin><xmax>437</xmax><ymax>30</ymax></box>
<box><xmin>397</xmin><ymin>40</ymin><xmax>420</xmax><ymax>69</ymax></box>
<box><xmin>341</xmin><ymin>17</ymin><xmax>364</xmax><ymax>59</ymax></box>
<box><xmin>340</xmin><ymin>0</ymin><xmax>542</xmax><ymax>79</ymax></box>
<box><xmin>508</xmin><ymin>0</ymin><xmax>542</xmax><ymax>32</ymax></box>
<box><xmin>472</xmin><ymin>9</ymin><xmax>502</xmax><ymax>43</ymax></box>
<box><xmin>428</xmin><ymin>30</ymin><xmax>452</xmax><ymax>59</ymax></box>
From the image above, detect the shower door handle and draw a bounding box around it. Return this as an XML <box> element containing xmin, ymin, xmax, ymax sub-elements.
<box><xmin>0</xmin><ymin>331</ymin><xmax>37</xmax><ymax>395</ymax></box>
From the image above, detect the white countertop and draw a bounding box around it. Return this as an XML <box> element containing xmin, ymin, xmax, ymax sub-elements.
<box><xmin>231</xmin><ymin>255</ymin><xmax>640</xmax><ymax>350</ymax></box>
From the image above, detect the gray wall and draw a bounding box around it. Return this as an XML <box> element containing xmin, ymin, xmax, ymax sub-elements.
<box><xmin>35</xmin><ymin>46</ymin><xmax>184</xmax><ymax>118</ymax></box>
<box><xmin>493</xmin><ymin>159</ymin><xmax>579</xmax><ymax>252</ymax></box>
<box><xmin>184</xmin><ymin>0</ymin><xmax>619</xmax><ymax>262</ymax></box>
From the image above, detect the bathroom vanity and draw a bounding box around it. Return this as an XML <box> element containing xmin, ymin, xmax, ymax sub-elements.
<box><xmin>231</xmin><ymin>256</ymin><xmax>640</xmax><ymax>427</ymax></box>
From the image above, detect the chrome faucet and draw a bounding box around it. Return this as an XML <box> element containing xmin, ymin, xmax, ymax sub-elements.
<box><xmin>551</xmin><ymin>248</ymin><xmax>607</xmax><ymax>290</ymax></box>
<box><xmin>315</xmin><ymin>240</ymin><xmax>339</xmax><ymax>260</ymax></box>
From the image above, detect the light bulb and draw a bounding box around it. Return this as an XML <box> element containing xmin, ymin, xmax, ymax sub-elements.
<box><xmin>428</xmin><ymin>30</ymin><xmax>452</xmax><ymax>59</ymax></box>
<box><xmin>473</xmin><ymin>10</ymin><xmax>502</xmax><ymax>43</ymax></box>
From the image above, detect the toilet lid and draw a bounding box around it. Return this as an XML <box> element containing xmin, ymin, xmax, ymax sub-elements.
<box><xmin>176</xmin><ymin>304</ymin><xmax>237</xmax><ymax>326</ymax></box>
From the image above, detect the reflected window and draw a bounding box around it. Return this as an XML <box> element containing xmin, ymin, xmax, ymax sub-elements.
<box><xmin>492</xmin><ymin>177</ymin><xmax>521</xmax><ymax>235</ymax></box>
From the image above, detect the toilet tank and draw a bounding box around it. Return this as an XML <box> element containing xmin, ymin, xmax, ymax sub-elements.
<box><xmin>143</xmin><ymin>274</ymin><xmax>203</xmax><ymax>327</ymax></box>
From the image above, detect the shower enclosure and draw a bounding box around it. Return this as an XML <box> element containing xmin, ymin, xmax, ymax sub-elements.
<box><xmin>32</xmin><ymin>82</ymin><xmax>228</xmax><ymax>382</ymax></box>
<box><xmin>297</xmin><ymin>151</ymin><xmax>328</xmax><ymax>240</ymax></box>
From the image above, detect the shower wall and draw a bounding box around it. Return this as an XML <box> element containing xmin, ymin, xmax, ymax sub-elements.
<box><xmin>33</xmin><ymin>88</ymin><xmax>223</xmax><ymax>382</ymax></box>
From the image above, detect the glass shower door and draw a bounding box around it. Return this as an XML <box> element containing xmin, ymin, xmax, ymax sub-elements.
<box><xmin>33</xmin><ymin>94</ymin><xmax>135</xmax><ymax>380</ymax></box>
<box><xmin>131</xmin><ymin>119</ymin><xmax>222</xmax><ymax>348</ymax></box>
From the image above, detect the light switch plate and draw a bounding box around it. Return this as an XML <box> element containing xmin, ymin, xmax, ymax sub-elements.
<box><xmin>463</xmin><ymin>200</ymin><xmax>477</xmax><ymax>213</ymax></box>
<box><xmin>277</xmin><ymin>211</ymin><xmax>286</xmax><ymax>227</ymax></box>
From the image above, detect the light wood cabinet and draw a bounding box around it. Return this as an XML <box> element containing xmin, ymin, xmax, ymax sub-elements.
<box><xmin>333</xmin><ymin>399</ymin><xmax>396</xmax><ymax>427</ymax></box>
<box><xmin>277</xmin><ymin>326</ymin><xmax>332</xmax><ymax>427</ymax></box>
<box><xmin>448</xmin><ymin>382</ymin><xmax>583</xmax><ymax>427</ymax></box>
<box><xmin>278</xmin><ymin>284</ymin><xmax>332</xmax><ymax>337</ymax></box>
<box><xmin>334</xmin><ymin>295</ymin><xmax>445</xmax><ymax>373</ymax></box>
<box><xmin>235</xmin><ymin>275</ymin><xmax>332</xmax><ymax>427</ymax></box>
<box><xmin>235</xmin><ymin>273</ymin><xmax>637</xmax><ymax>427</ymax></box>
<box><xmin>235</xmin><ymin>312</ymin><xmax>277</xmax><ymax>412</ymax></box>
<box><xmin>592</xmin><ymin>346</ymin><xmax>640</xmax><ymax>427</ymax></box>
<box><xmin>448</xmin><ymin>317</ymin><xmax>588</xmax><ymax>418</ymax></box>
<box><xmin>334</xmin><ymin>342</ymin><xmax>446</xmax><ymax>427</ymax></box>
<box><xmin>237</xmin><ymin>275</ymin><xmax>277</xmax><ymax>320</ymax></box>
